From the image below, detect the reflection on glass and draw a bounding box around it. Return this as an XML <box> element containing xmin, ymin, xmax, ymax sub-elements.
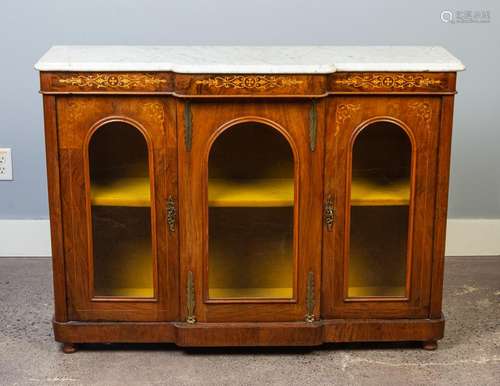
<box><xmin>208</xmin><ymin>122</ymin><xmax>294</xmax><ymax>299</ymax></box>
<box><xmin>89</xmin><ymin>122</ymin><xmax>153</xmax><ymax>297</ymax></box>
<box><xmin>348</xmin><ymin>121</ymin><xmax>411</xmax><ymax>298</ymax></box>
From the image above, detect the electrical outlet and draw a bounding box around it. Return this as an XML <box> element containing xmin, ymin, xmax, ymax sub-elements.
<box><xmin>0</xmin><ymin>148</ymin><xmax>13</xmax><ymax>180</ymax></box>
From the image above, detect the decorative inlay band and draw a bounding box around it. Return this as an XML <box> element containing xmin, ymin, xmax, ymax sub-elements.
<box><xmin>195</xmin><ymin>75</ymin><xmax>303</xmax><ymax>90</ymax></box>
<box><xmin>335</xmin><ymin>74</ymin><xmax>442</xmax><ymax>89</ymax></box>
<box><xmin>335</xmin><ymin>104</ymin><xmax>360</xmax><ymax>134</ymax></box>
<box><xmin>57</xmin><ymin>74</ymin><xmax>167</xmax><ymax>89</ymax></box>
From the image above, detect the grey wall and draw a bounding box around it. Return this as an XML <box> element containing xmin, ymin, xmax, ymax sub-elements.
<box><xmin>0</xmin><ymin>0</ymin><xmax>498</xmax><ymax>219</ymax></box>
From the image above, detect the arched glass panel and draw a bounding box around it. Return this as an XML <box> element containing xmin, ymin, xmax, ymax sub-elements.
<box><xmin>88</xmin><ymin>122</ymin><xmax>153</xmax><ymax>297</ymax></box>
<box><xmin>208</xmin><ymin>122</ymin><xmax>295</xmax><ymax>299</ymax></box>
<box><xmin>348</xmin><ymin>121</ymin><xmax>412</xmax><ymax>298</ymax></box>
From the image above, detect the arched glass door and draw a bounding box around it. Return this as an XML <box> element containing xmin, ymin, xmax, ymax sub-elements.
<box><xmin>88</xmin><ymin>121</ymin><xmax>154</xmax><ymax>298</ymax></box>
<box><xmin>347</xmin><ymin>121</ymin><xmax>413</xmax><ymax>298</ymax></box>
<box><xmin>207</xmin><ymin>122</ymin><xmax>295</xmax><ymax>299</ymax></box>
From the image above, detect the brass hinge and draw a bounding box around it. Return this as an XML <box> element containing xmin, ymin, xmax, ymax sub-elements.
<box><xmin>324</xmin><ymin>194</ymin><xmax>336</xmax><ymax>231</ymax></box>
<box><xmin>186</xmin><ymin>271</ymin><xmax>196</xmax><ymax>324</ymax></box>
<box><xmin>166</xmin><ymin>195</ymin><xmax>176</xmax><ymax>232</ymax></box>
<box><xmin>305</xmin><ymin>271</ymin><xmax>315</xmax><ymax>322</ymax></box>
<box><xmin>309</xmin><ymin>100</ymin><xmax>317</xmax><ymax>152</ymax></box>
<box><xmin>184</xmin><ymin>101</ymin><xmax>192</xmax><ymax>151</ymax></box>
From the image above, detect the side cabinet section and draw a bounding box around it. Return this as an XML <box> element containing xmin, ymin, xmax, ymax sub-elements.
<box><xmin>56</xmin><ymin>96</ymin><xmax>178</xmax><ymax>321</ymax></box>
<box><xmin>322</xmin><ymin>96</ymin><xmax>441</xmax><ymax>318</ymax></box>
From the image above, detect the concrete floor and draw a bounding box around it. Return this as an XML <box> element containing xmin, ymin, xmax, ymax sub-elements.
<box><xmin>0</xmin><ymin>257</ymin><xmax>498</xmax><ymax>385</ymax></box>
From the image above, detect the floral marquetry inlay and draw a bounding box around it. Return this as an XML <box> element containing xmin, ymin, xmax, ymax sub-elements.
<box><xmin>57</xmin><ymin>73</ymin><xmax>168</xmax><ymax>89</ymax></box>
<box><xmin>65</xmin><ymin>99</ymin><xmax>96</xmax><ymax>124</ymax></box>
<box><xmin>334</xmin><ymin>74</ymin><xmax>443</xmax><ymax>89</ymax></box>
<box><xmin>409</xmin><ymin>102</ymin><xmax>432</xmax><ymax>130</ymax></box>
<box><xmin>143</xmin><ymin>102</ymin><xmax>164</xmax><ymax>124</ymax></box>
<box><xmin>195</xmin><ymin>75</ymin><xmax>303</xmax><ymax>90</ymax></box>
<box><xmin>335</xmin><ymin>104</ymin><xmax>361</xmax><ymax>134</ymax></box>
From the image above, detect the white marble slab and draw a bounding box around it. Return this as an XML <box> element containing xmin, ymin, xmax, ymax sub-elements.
<box><xmin>34</xmin><ymin>46</ymin><xmax>465</xmax><ymax>73</ymax></box>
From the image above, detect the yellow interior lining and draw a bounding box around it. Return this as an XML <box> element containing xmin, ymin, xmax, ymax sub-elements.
<box><xmin>347</xmin><ymin>286</ymin><xmax>405</xmax><ymax>297</ymax></box>
<box><xmin>209</xmin><ymin>287</ymin><xmax>293</xmax><ymax>299</ymax></box>
<box><xmin>90</xmin><ymin>176</ymin><xmax>410</xmax><ymax>207</ymax></box>
<box><xmin>91</xmin><ymin>177</ymin><xmax>150</xmax><ymax>207</ymax></box>
<box><xmin>209</xmin><ymin>178</ymin><xmax>293</xmax><ymax>207</ymax></box>
<box><xmin>351</xmin><ymin>176</ymin><xmax>409</xmax><ymax>206</ymax></box>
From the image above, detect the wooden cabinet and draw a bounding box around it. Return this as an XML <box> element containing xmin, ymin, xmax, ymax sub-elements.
<box><xmin>37</xmin><ymin>46</ymin><xmax>463</xmax><ymax>352</ymax></box>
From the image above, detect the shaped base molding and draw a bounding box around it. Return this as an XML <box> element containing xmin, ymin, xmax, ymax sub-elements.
<box><xmin>53</xmin><ymin>317</ymin><xmax>444</xmax><ymax>348</ymax></box>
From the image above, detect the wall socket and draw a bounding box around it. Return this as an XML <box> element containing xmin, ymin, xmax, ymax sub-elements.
<box><xmin>0</xmin><ymin>148</ymin><xmax>13</xmax><ymax>180</ymax></box>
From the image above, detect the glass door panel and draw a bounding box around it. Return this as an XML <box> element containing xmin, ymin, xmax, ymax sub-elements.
<box><xmin>88</xmin><ymin>121</ymin><xmax>154</xmax><ymax>298</ymax></box>
<box><xmin>347</xmin><ymin>121</ymin><xmax>412</xmax><ymax>298</ymax></box>
<box><xmin>207</xmin><ymin>122</ymin><xmax>295</xmax><ymax>299</ymax></box>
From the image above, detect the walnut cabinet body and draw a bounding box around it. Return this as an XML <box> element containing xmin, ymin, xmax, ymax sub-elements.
<box><xmin>39</xmin><ymin>70</ymin><xmax>458</xmax><ymax>351</ymax></box>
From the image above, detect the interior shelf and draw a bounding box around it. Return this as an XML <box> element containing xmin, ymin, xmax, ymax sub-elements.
<box><xmin>89</xmin><ymin>175</ymin><xmax>409</xmax><ymax>208</ymax></box>
<box><xmin>91</xmin><ymin>177</ymin><xmax>150</xmax><ymax>207</ymax></box>
<box><xmin>348</xmin><ymin>286</ymin><xmax>405</xmax><ymax>298</ymax></box>
<box><xmin>209</xmin><ymin>287</ymin><xmax>293</xmax><ymax>299</ymax></box>
<box><xmin>95</xmin><ymin>287</ymin><xmax>153</xmax><ymax>298</ymax></box>
<box><xmin>351</xmin><ymin>176</ymin><xmax>410</xmax><ymax>206</ymax></box>
<box><xmin>209</xmin><ymin>178</ymin><xmax>294</xmax><ymax>207</ymax></box>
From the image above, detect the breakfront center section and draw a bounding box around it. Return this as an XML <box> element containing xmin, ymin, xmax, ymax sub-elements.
<box><xmin>178</xmin><ymin>101</ymin><xmax>324</xmax><ymax>323</ymax></box>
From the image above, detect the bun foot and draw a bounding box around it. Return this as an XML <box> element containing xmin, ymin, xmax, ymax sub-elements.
<box><xmin>422</xmin><ymin>340</ymin><xmax>438</xmax><ymax>350</ymax></box>
<box><xmin>62</xmin><ymin>343</ymin><xmax>77</xmax><ymax>354</ymax></box>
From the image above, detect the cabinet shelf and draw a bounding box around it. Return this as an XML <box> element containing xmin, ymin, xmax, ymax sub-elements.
<box><xmin>351</xmin><ymin>176</ymin><xmax>410</xmax><ymax>206</ymax></box>
<box><xmin>91</xmin><ymin>177</ymin><xmax>150</xmax><ymax>207</ymax></box>
<box><xmin>209</xmin><ymin>178</ymin><xmax>294</xmax><ymax>207</ymax></box>
<box><xmin>348</xmin><ymin>286</ymin><xmax>405</xmax><ymax>298</ymax></box>
<box><xmin>209</xmin><ymin>287</ymin><xmax>293</xmax><ymax>299</ymax></box>
<box><xmin>95</xmin><ymin>287</ymin><xmax>153</xmax><ymax>298</ymax></box>
<box><xmin>90</xmin><ymin>176</ymin><xmax>409</xmax><ymax>208</ymax></box>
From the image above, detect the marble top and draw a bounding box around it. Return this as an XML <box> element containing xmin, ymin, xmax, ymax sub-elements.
<box><xmin>34</xmin><ymin>46</ymin><xmax>465</xmax><ymax>73</ymax></box>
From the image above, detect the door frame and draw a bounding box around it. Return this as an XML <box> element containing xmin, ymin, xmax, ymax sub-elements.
<box><xmin>322</xmin><ymin>96</ymin><xmax>441</xmax><ymax>319</ymax></box>
<box><xmin>57</xmin><ymin>96</ymin><xmax>178</xmax><ymax>321</ymax></box>
<box><xmin>178</xmin><ymin>100</ymin><xmax>324</xmax><ymax>323</ymax></box>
